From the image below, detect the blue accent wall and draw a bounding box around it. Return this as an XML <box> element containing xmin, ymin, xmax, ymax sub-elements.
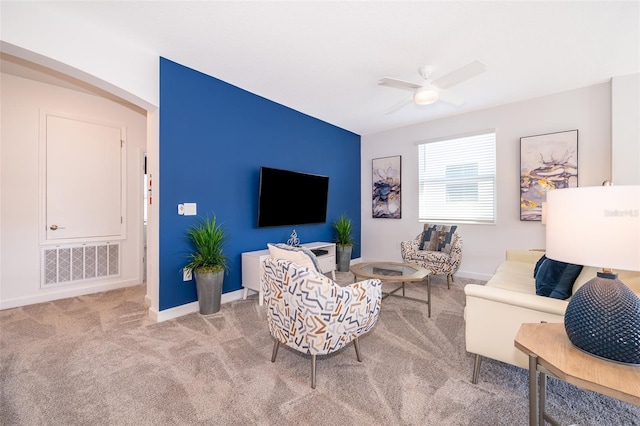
<box><xmin>159</xmin><ymin>58</ymin><xmax>361</xmax><ymax>311</ymax></box>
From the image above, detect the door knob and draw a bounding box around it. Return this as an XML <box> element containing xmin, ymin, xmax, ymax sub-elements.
<box><xmin>49</xmin><ymin>224</ymin><xmax>66</xmax><ymax>230</ymax></box>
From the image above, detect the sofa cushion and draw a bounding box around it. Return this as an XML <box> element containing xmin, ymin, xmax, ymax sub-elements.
<box><xmin>267</xmin><ymin>243</ymin><xmax>321</xmax><ymax>272</ymax></box>
<box><xmin>535</xmin><ymin>257</ymin><xmax>583</xmax><ymax>300</ymax></box>
<box><xmin>487</xmin><ymin>261</ymin><xmax>537</xmax><ymax>294</ymax></box>
<box><xmin>419</xmin><ymin>224</ymin><xmax>457</xmax><ymax>253</ymax></box>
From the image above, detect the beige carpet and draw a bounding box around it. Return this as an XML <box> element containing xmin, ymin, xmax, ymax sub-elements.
<box><xmin>1</xmin><ymin>274</ymin><xmax>639</xmax><ymax>425</ymax></box>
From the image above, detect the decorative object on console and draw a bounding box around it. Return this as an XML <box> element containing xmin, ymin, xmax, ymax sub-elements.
<box><xmin>184</xmin><ymin>214</ymin><xmax>228</xmax><ymax>315</ymax></box>
<box><xmin>520</xmin><ymin>130</ymin><xmax>578</xmax><ymax>221</ymax></box>
<box><xmin>400</xmin><ymin>223</ymin><xmax>462</xmax><ymax>289</ymax></box>
<box><xmin>546</xmin><ymin>185</ymin><xmax>640</xmax><ymax>365</ymax></box>
<box><xmin>372</xmin><ymin>155</ymin><xmax>401</xmax><ymax>219</ymax></box>
<box><xmin>287</xmin><ymin>229</ymin><xmax>300</xmax><ymax>246</ymax></box>
<box><xmin>333</xmin><ymin>213</ymin><xmax>354</xmax><ymax>272</ymax></box>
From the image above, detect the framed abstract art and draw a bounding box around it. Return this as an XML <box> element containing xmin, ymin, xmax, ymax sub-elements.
<box><xmin>520</xmin><ymin>129</ymin><xmax>578</xmax><ymax>221</ymax></box>
<box><xmin>372</xmin><ymin>155</ymin><xmax>401</xmax><ymax>219</ymax></box>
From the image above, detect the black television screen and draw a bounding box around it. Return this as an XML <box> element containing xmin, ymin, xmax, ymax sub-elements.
<box><xmin>257</xmin><ymin>167</ymin><xmax>329</xmax><ymax>228</ymax></box>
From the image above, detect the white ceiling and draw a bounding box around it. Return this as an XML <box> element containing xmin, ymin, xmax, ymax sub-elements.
<box><xmin>4</xmin><ymin>1</ymin><xmax>639</xmax><ymax>135</ymax></box>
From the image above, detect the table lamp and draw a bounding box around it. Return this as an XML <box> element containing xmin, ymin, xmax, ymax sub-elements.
<box><xmin>545</xmin><ymin>185</ymin><xmax>640</xmax><ymax>365</ymax></box>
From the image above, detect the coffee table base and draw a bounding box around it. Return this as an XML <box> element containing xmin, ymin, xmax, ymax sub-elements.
<box><xmin>350</xmin><ymin>262</ymin><xmax>432</xmax><ymax>318</ymax></box>
<box><xmin>382</xmin><ymin>277</ymin><xmax>431</xmax><ymax>317</ymax></box>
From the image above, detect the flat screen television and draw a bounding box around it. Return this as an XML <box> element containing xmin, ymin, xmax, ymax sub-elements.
<box><xmin>257</xmin><ymin>167</ymin><xmax>329</xmax><ymax>228</ymax></box>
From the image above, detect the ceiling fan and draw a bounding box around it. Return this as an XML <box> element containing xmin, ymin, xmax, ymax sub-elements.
<box><xmin>378</xmin><ymin>60</ymin><xmax>486</xmax><ymax>114</ymax></box>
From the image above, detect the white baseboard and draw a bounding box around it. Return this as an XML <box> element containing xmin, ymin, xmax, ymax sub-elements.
<box><xmin>148</xmin><ymin>289</ymin><xmax>245</xmax><ymax>322</ymax></box>
<box><xmin>0</xmin><ymin>279</ymin><xmax>141</xmax><ymax>310</ymax></box>
<box><xmin>455</xmin><ymin>270</ymin><xmax>492</xmax><ymax>281</ymax></box>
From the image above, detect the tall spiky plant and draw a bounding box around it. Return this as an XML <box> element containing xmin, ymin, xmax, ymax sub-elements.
<box><xmin>184</xmin><ymin>214</ymin><xmax>228</xmax><ymax>274</ymax></box>
<box><xmin>333</xmin><ymin>213</ymin><xmax>354</xmax><ymax>247</ymax></box>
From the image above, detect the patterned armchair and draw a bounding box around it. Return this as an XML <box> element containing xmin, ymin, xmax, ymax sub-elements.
<box><xmin>261</xmin><ymin>257</ymin><xmax>382</xmax><ymax>389</ymax></box>
<box><xmin>400</xmin><ymin>224</ymin><xmax>463</xmax><ymax>289</ymax></box>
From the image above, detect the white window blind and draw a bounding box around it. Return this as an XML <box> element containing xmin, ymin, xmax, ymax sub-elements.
<box><xmin>418</xmin><ymin>132</ymin><xmax>496</xmax><ymax>224</ymax></box>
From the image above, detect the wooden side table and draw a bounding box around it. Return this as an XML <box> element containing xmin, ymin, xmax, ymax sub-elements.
<box><xmin>515</xmin><ymin>322</ymin><xmax>640</xmax><ymax>426</ymax></box>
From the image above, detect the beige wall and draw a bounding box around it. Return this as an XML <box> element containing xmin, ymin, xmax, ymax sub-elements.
<box><xmin>361</xmin><ymin>82</ymin><xmax>614</xmax><ymax>280</ymax></box>
<box><xmin>1</xmin><ymin>73</ymin><xmax>147</xmax><ymax>308</ymax></box>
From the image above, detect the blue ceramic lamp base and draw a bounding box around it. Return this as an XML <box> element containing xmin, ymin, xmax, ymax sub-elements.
<box><xmin>564</xmin><ymin>272</ymin><xmax>640</xmax><ymax>366</ymax></box>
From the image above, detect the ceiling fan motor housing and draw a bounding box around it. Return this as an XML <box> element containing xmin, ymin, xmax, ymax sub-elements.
<box><xmin>414</xmin><ymin>84</ymin><xmax>439</xmax><ymax>105</ymax></box>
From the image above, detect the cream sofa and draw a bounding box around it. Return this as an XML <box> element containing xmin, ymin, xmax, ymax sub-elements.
<box><xmin>464</xmin><ymin>249</ymin><xmax>640</xmax><ymax>384</ymax></box>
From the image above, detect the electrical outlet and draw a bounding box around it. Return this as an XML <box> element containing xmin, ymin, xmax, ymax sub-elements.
<box><xmin>183</xmin><ymin>268</ymin><xmax>192</xmax><ymax>281</ymax></box>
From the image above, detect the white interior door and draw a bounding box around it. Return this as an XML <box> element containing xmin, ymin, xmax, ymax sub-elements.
<box><xmin>45</xmin><ymin>114</ymin><xmax>124</xmax><ymax>241</ymax></box>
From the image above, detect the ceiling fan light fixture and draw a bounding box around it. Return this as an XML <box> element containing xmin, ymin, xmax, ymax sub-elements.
<box><xmin>414</xmin><ymin>85</ymin><xmax>439</xmax><ymax>105</ymax></box>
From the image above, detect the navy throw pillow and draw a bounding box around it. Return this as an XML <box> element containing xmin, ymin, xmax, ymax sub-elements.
<box><xmin>533</xmin><ymin>254</ymin><xmax>547</xmax><ymax>278</ymax></box>
<box><xmin>549</xmin><ymin>263</ymin><xmax>583</xmax><ymax>299</ymax></box>
<box><xmin>535</xmin><ymin>258</ymin><xmax>555</xmax><ymax>297</ymax></box>
<box><xmin>535</xmin><ymin>257</ymin><xmax>583</xmax><ymax>300</ymax></box>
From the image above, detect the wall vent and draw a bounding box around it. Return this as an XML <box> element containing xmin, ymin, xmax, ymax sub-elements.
<box><xmin>42</xmin><ymin>242</ymin><xmax>119</xmax><ymax>288</ymax></box>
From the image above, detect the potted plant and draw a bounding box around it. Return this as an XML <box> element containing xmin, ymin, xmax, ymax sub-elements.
<box><xmin>184</xmin><ymin>214</ymin><xmax>228</xmax><ymax>315</ymax></box>
<box><xmin>333</xmin><ymin>213</ymin><xmax>354</xmax><ymax>272</ymax></box>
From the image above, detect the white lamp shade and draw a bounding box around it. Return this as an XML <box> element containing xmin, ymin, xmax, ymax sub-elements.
<box><xmin>414</xmin><ymin>85</ymin><xmax>438</xmax><ymax>105</ymax></box>
<box><xmin>545</xmin><ymin>185</ymin><xmax>640</xmax><ymax>271</ymax></box>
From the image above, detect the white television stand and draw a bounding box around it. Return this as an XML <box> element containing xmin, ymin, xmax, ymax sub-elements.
<box><xmin>241</xmin><ymin>242</ymin><xmax>336</xmax><ymax>305</ymax></box>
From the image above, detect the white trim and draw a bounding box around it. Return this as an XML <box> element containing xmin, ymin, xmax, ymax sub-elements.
<box><xmin>148</xmin><ymin>289</ymin><xmax>245</xmax><ymax>322</ymax></box>
<box><xmin>413</xmin><ymin>128</ymin><xmax>496</xmax><ymax>146</ymax></box>
<box><xmin>39</xmin><ymin>110</ymin><xmax>128</xmax><ymax>246</ymax></box>
<box><xmin>140</xmin><ymin>148</ymin><xmax>147</xmax><ymax>287</ymax></box>
<box><xmin>455</xmin><ymin>270</ymin><xmax>492</xmax><ymax>282</ymax></box>
<box><xmin>0</xmin><ymin>278</ymin><xmax>140</xmax><ymax>310</ymax></box>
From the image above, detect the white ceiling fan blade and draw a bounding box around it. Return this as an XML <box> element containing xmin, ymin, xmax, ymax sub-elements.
<box><xmin>433</xmin><ymin>60</ymin><xmax>486</xmax><ymax>89</ymax></box>
<box><xmin>379</xmin><ymin>77</ymin><xmax>422</xmax><ymax>91</ymax></box>
<box><xmin>437</xmin><ymin>88</ymin><xmax>465</xmax><ymax>106</ymax></box>
<box><xmin>385</xmin><ymin>96</ymin><xmax>413</xmax><ymax>115</ymax></box>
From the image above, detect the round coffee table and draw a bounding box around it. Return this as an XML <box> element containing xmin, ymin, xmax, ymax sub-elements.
<box><xmin>350</xmin><ymin>262</ymin><xmax>432</xmax><ymax>317</ymax></box>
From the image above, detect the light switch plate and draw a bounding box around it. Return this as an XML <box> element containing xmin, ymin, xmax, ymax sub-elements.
<box><xmin>183</xmin><ymin>203</ymin><xmax>197</xmax><ymax>216</ymax></box>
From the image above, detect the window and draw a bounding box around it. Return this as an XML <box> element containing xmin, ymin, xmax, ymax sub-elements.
<box><xmin>418</xmin><ymin>131</ymin><xmax>496</xmax><ymax>224</ymax></box>
<box><xmin>446</xmin><ymin>163</ymin><xmax>478</xmax><ymax>202</ymax></box>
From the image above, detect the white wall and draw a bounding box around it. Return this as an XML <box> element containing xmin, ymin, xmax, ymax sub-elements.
<box><xmin>0</xmin><ymin>2</ymin><xmax>158</xmax><ymax>109</ymax></box>
<box><xmin>1</xmin><ymin>1</ymin><xmax>161</xmax><ymax>315</ymax></box>
<box><xmin>0</xmin><ymin>73</ymin><xmax>147</xmax><ymax>308</ymax></box>
<box><xmin>612</xmin><ymin>73</ymin><xmax>640</xmax><ymax>185</ymax></box>
<box><xmin>361</xmin><ymin>83</ymin><xmax>613</xmax><ymax>280</ymax></box>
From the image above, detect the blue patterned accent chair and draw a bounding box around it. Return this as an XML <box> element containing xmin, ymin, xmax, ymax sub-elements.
<box><xmin>261</xmin><ymin>257</ymin><xmax>382</xmax><ymax>389</ymax></box>
<box><xmin>400</xmin><ymin>224</ymin><xmax>463</xmax><ymax>289</ymax></box>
